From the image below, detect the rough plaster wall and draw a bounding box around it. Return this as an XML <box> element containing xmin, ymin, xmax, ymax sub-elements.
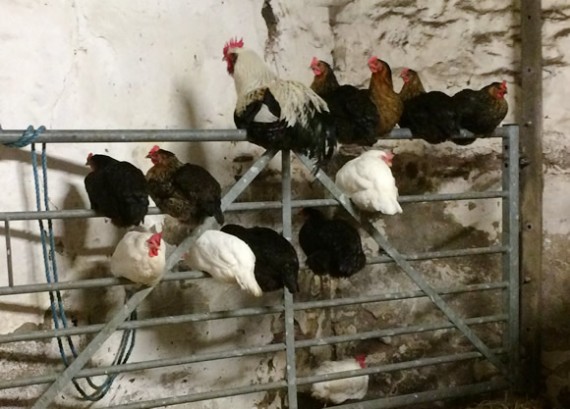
<box><xmin>0</xmin><ymin>0</ymin><xmax>566</xmax><ymax>408</ymax></box>
<box><xmin>540</xmin><ymin>2</ymin><xmax>570</xmax><ymax>408</ymax></box>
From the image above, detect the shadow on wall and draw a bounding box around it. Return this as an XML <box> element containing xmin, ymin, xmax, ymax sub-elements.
<box><xmin>0</xmin><ymin>145</ymin><xmax>87</xmax><ymax>176</ymax></box>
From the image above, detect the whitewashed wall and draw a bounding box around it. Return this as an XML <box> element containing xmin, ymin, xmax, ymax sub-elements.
<box><xmin>0</xmin><ymin>0</ymin><xmax>568</xmax><ymax>408</ymax></box>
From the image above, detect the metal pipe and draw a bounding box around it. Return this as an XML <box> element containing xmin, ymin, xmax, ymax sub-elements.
<box><xmin>0</xmin><ymin>305</ymin><xmax>285</xmax><ymax>344</ymax></box>
<box><xmin>0</xmin><ymin>129</ymin><xmax>248</xmax><ymax>144</ymax></box>
<box><xmin>296</xmin><ymin>314</ymin><xmax>507</xmax><ymax>349</ymax></box>
<box><xmin>4</xmin><ymin>219</ymin><xmax>14</xmax><ymax>286</ymax></box>
<box><xmin>296</xmin><ymin>152</ymin><xmax>508</xmax><ymax>375</ymax></box>
<box><xmin>505</xmin><ymin>125</ymin><xmax>521</xmax><ymax>385</ymax></box>
<box><xmin>0</xmin><ymin>343</ymin><xmax>285</xmax><ymax>390</ymax></box>
<box><xmin>332</xmin><ymin>380</ymin><xmax>508</xmax><ymax>409</ymax></box>
<box><xmin>297</xmin><ymin>348</ymin><xmax>505</xmax><ymax>386</ymax></box>
<box><xmin>107</xmin><ymin>382</ymin><xmax>287</xmax><ymax>409</ymax></box>
<box><xmin>0</xmin><ymin>283</ymin><xmax>505</xmax><ymax>345</ymax></box>
<box><xmin>0</xmin><ymin>127</ymin><xmax>510</xmax><ymax>145</ymax></box>
<box><xmin>281</xmin><ymin>150</ymin><xmax>298</xmax><ymax>409</ymax></box>
<box><xmin>368</xmin><ymin>245</ymin><xmax>506</xmax><ymax>264</ymax></box>
<box><xmin>0</xmin><ymin>191</ymin><xmax>505</xmax><ymax>221</ymax></box>
<box><xmin>294</xmin><ymin>282</ymin><xmax>508</xmax><ymax>312</ymax></box>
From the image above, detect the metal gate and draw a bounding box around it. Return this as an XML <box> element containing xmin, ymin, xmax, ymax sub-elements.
<box><xmin>0</xmin><ymin>125</ymin><xmax>519</xmax><ymax>408</ymax></box>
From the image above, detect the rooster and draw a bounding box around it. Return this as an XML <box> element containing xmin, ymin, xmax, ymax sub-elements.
<box><xmin>223</xmin><ymin>38</ymin><xmax>336</xmax><ymax>166</ymax></box>
<box><xmin>311</xmin><ymin>355</ymin><xmax>369</xmax><ymax>404</ymax></box>
<box><xmin>184</xmin><ymin>229</ymin><xmax>262</xmax><ymax>297</ymax></box>
<box><xmin>310</xmin><ymin>58</ymin><xmax>378</xmax><ymax>146</ymax></box>
<box><xmin>452</xmin><ymin>80</ymin><xmax>508</xmax><ymax>145</ymax></box>
<box><xmin>298</xmin><ymin>208</ymin><xmax>366</xmax><ymax>278</ymax></box>
<box><xmin>335</xmin><ymin>150</ymin><xmax>402</xmax><ymax>215</ymax></box>
<box><xmin>145</xmin><ymin>146</ymin><xmax>224</xmax><ymax>225</ymax></box>
<box><xmin>367</xmin><ymin>57</ymin><xmax>403</xmax><ymax>136</ymax></box>
<box><xmin>84</xmin><ymin>153</ymin><xmax>149</xmax><ymax>227</ymax></box>
<box><xmin>398</xmin><ymin>68</ymin><xmax>460</xmax><ymax>144</ymax></box>
<box><xmin>110</xmin><ymin>231</ymin><xmax>165</xmax><ymax>286</ymax></box>
<box><xmin>221</xmin><ymin>224</ymin><xmax>299</xmax><ymax>293</ymax></box>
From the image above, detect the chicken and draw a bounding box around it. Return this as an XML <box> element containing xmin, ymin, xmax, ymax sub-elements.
<box><xmin>84</xmin><ymin>153</ymin><xmax>149</xmax><ymax>227</ymax></box>
<box><xmin>398</xmin><ymin>68</ymin><xmax>460</xmax><ymax>144</ymax></box>
<box><xmin>311</xmin><ymin>355</ymin><xmax>369</xmax><ymax>404</ymax></box>
<box><xmin>298</xmin><ymin>208</ymin><xmax>366</xmax><ymax>278</ymax></box>
<box><xmin>451</xmin><ymin>80</ymin><xmax>508</xmax><ymax>145</ymax></box>
<box><xmin>310</xmin><ymin>58</ymin><xmax>379</xmax><ymax>146</ymax></box>
<box><xmin>367</xmin><ymin>57</ymin><xmax>403</xmax><ymax>136</ymax></box>
<box><xmin>223</xmin><ymin>38</ymin><xmax>336</xmax><ymax>166</ymax></box>
<box><xmin>110</xmin><ymin>231</ymin><xmax>165</xmax><ymax>286</ymax></box>
<box><xmin>221</xmin><ymin>224</ymin><xmax>299</xmax><ymax>293</ymax></box>
<box><xmin>184</xmin><ymin>229</ymin><xmax>262</xmax><ymax>297</ymax></box>
<box><xmin>145</xmin><ymin>146</ymin><xmax>224</xmax><ymax>225</ymax></box>
<box><xmin>335</xmin><ymin>150</ymin><xmax>402</xmax><ymax>215</ymax></box>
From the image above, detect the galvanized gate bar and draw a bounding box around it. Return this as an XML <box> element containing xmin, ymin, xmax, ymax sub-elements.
<box><xmin>0</xmin><ymin>343</ymin><xmax>286</xmax><ymax>390</ymax></box>
<box><xmin>296</xmin><ymin>153</ymin><xmax>508</xmax><ymax>375</ymax></box>
<box><xmin>281</xmin><ymin>150</ymin><xmax>299</xmax><ymax>409</ymax></box>
<box><xmin>31</xmin><ymin>149</ymin><xmax>278</xmax><ymax>407</ymax></box>
<box><xmin>297</xmin><ymin>348</ymin><xmax>505</xmax><ymax>386</ymax></box>
<box><xmin>0</xmin><ymin>191</ymin><xmax>505</xmax><ymax>222</ymax></box>
<box><xmin>0</xmin><ymin>283</ymin><xmax>507</xmax><ymax>346</ymax></box>
<box><xmin>503</xmin><ymin>126</ymin><xmax>520</xmax><ymax>383</ymax></box>
<box><xmin>4</xmin><ymin>219</ymin><xmax>14</xmax><ymax>286</ymax></box>
<box><xmin>0</xmin><ymin>126</ymin><xmax>509</xmax><ymax>145</ymax></box>
<box><xmin>107</xmin><ymin>381</ymin><xmax>288</xmax><ymax>409</ymax></box>
<box><xmin>0</xmin><ymin>245</ymin><xmax>505</xmax><ymax>297</ymax></box>
<box><xmin>332</xmin><ymin>380</ymin><xmax>508</xmax><ymax>409</ymax></box>
<box><xmin>296</xmin><ymin>314</ymin><xmax>507</xmax><ymax>349</ymax></box>
<box><xmin>0</xmin><ymin>314</ymin><xmax>504</xmax><ymax>391</ymax></box>
<box><xmin>0</xmin><ymin>129</ymin><xmax>248</xmax><ymax>144</ymax></box>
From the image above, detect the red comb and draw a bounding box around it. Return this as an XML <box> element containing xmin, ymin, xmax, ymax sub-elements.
<box><xmin>149</xmin><ymin>145</ymin><xmax>160</xmax><ymax>155</ymax></box>
<box><xmin>223</xmin><ymin>37</ymin><xmax>244</xmax><ymax>59</ymax></box>
<box><xmin>501</xmin><ymin>80</ymin><xmax>507</xmax><ymax>89</ymax></box>
<box><xmin>400</xmin><ymin>67</ymin><xmax>409</xmax><ymax>78</ymax></box>
<box><xmin>87</xmin><ymin>152</ymin><xmax>93</xmax><ymax>160</ymax></box>
<box><xmin>368</xmin><ymin>56</ymin><xmax>378</xmax><ymax>65</ymax></box>
<box><xmin>310</xmin><ymin>57</ymin><xmax>319</xmax><ymax>67</ymax></box>
<box><xmin>148</xmin><ymin>232</ymin><xmax>163</xmax><ymax>244</ymax></box>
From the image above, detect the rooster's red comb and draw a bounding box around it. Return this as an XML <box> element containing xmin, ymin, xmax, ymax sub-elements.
<box><xmin>310</xmin><ymin>57</ymin><xmax>319</xmax><ymax>67</ymax></box>
<box><xmin>223</xmin><ymin>37</ymin><xmax>244</xmax><ymax>59</ymax></box>
<box><xmin>149</xmin><ymin>145</ymin><xmax>160</xmax><ymax>155</ymax></box>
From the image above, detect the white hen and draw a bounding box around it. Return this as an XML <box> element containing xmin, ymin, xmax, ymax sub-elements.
<box><xmin>311</xmin><ymin>355</ymin><xmax>369</xmax><ymax>404</ymax></box>
<box><xmin>335</xmin><ymin>150</ymin><xmax>402</xmax><ymax>215</ymax></box>
<box><xmin>110</xmin><ymin>231</ymin><xmax>165</xmax><ymax>286</ymax></box>
<box><xmin>185</xmin><ymin>230</ymin><xmax>262</xmax><ymax>297</ymax></box>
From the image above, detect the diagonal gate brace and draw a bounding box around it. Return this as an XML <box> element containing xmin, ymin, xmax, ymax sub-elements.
<box><xmin>295</xmin><ymin>153</ymin><xmax>508</xmax><ymax>376</ymax></box>
<box><xmin>32</xmin><ymin>149</ymin><xmax>278</xmax><ymax>408</ymax></box>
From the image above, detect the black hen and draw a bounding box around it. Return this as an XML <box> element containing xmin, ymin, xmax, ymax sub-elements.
<box><xmin>310</xmin><ymin>58</ymin><xmax>379</xmax><ymax>146</ymax></box>
<box><xmin>398</xmin><ymin>68</ymin><xmax>460</xmax><ymax>144</ymax></box>
<box><xmin>221</xmin><ymin>224</ymin><xmax>300</xmax><ymax>293</ymax></box>
<box><xmin>84</xmin><ymin>153</ymin><xmax>149</xmax><ymax>227</ymax></box>
<box><xmin>298</xmin><ymin>208</ymin><xmax>366</xmax><ymax>278</ymax></box>
<box><xmin>452</xmin><ymin>81</ymin><xmax>508</xmax><ymax>145</ymax></box>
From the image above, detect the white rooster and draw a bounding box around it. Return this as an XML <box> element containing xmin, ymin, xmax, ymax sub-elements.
<box><xmin>311</xmin><ymin>355</ymin><xmax>369</xmax><ymax>404</ymax></box>
<box><xmin>184</xmin><ymin>230</ymin><xmax>262</xmax><ymax>297</ymax></box>
<box><xmin>110</xmin><ymin>231</ymin><xmax>165</xmax><ymax>286</ymax></box>
<box><xmin>335</xmin><ymin>150</ymin><xmax>403</xmax><ymax>215</ymax></box>
<box><xmin>223</xmin><ymin>37</ymin><xmax>336</xmax><ymax>166</ymax></box>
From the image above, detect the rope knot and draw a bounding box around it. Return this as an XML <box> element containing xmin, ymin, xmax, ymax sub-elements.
<box><xmin>3</xmin><ymin>125</ymin><xmax>46</xmax><ymax>148</ymax></box>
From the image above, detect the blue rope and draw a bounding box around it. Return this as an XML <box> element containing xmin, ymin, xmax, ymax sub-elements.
<box><xmin>3</xmin><ymin>125</ymin><xmax>45</xmax><ymax>148</ymax></box>
<box><xmin>30</xmin><ymin>139</ymin><xmax>136</xmax><ymax>401</ymax></box>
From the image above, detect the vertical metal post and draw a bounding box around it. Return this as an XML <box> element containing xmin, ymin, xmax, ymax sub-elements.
<box><xmin>281</xmin><ymin>150</ymin><xmax>298</xmax><ymax>409</ymax></box>
<box><xmin>502</xmin><ymin>126</ymin><xmax>521</xmax><ymax>386</ymax></box>
<box><xmin>520</xmin><ymin>0</ymin><xmax>543</xmax><ymax>395</ymax></box>
<box><xmin>4</xmin><ymin>219</ymin><xmax>14</xmax><ymax>287</ymax></box>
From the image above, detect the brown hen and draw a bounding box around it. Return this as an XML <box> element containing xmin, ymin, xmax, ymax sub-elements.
<box><xmin>145</xmin><ymin>146</ymin><xmax>224</xmax><ymax>225</ymax></box>
<box><xmin>367</xmin><ymin>57</ymin><xmax>403</xmax><ymax>136</ymax></box>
